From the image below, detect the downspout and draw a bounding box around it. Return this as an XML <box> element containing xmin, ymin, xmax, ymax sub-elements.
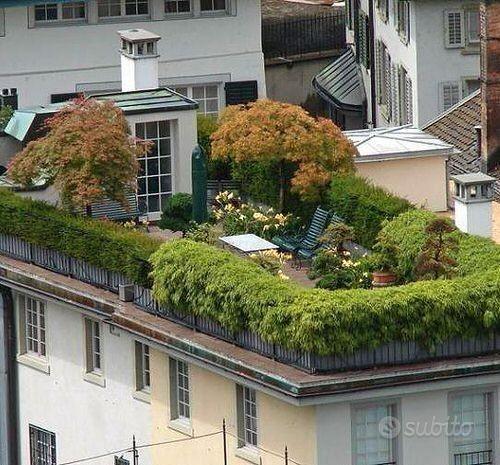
<box><xmin>0</xmin><ymin>287</ymin><xmax>19</xmax><ymax>465</ymax></box>
<box><xmin>368</xmin><ymin>0</ymin><xmax>377</xmax><ymax>128</ymax></box>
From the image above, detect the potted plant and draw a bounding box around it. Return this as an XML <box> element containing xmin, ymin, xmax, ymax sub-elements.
<box><xmin>371</xmin><ymin>242</ymin><xmax>399</xmax><ymax>287</ymax></box>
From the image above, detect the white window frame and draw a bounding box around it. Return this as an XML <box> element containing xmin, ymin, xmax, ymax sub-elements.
<box><xmin>395</xmin><ymin>0</ymin><xmax>410</xmax><ymax>44</ymax></box>
<box><xmin>169</xmin><ymin>358</ymin><xmax>191</xmax><ymax>426</ymax></box>
<box><xmin>445</xmin><ymin>10</ymin><xmax>465</xmax><ymax>48</ymax></box>
<box><xmin>449</xmin><ymin>391</ymin><xmax>494</xmax><ymax>465</ymax></box>
<box><xmin>398</xmin><ymin>65</ymin><xmax>413</xmax><ymax>125</ymax></box>
<box><xmin>376</xmin><ymin>0</ymin><xmax>389</xmax><ymax>23</ymax></box>
<box><xmin>33</xmin><ymin>2</ymin><xmax>87</xmax><ymax>23</ymax></box>
<box><xmin>84</xmin><ymin>318</ymin><xmax>103</xmax><ymax>377</ymax></box>
<box><xmin>97</xmin><ymin>0</ymin><xmax>150</xmax><ymax>18</ymax></box>
<box><xmin>18</xmin><ymin>294</ymin><xmax>47</xmax><ymax>359</ymax></box>
<box><xmin>135</xmin><ymin>119</ymin><xmax>173</xmax><ymax>217</ymax></box>
<box><xmin>200</xmin><ymin>0</ymin><xmax>229</xmax><ymax>15</ymax></box>
<box><xmin>352</xmin><ymin>403</ymin><xmax>398</xmax><ymax>465</ymax></box>
<box><xmin>236</xmin><ymin>385</ymin><xmax>259</xmax><ymax>453</ymax></box>
<box><xmin>134</xmin><ymin>341</ymin><xmax>151</xmax><ymax>393</ymax></box>
<box><xmin>466</xmin><ymin>8</ymin><xmax>480</xmax><ymax>45</ymax></box>
<box><xmin>173</xmin><ymin>83</ymin><xmax>222</xmax><ymax>116</ymax></box>
<box><xmin>164</xmin><ymin>0</ymin><xmax>193</xmax><ymax>16</ymax></box>
<box><xmin>462</xmin><ymin>76</ymin><xmax>481</xmax><ymax>98</ymax></box>
<box><xmin>29</xmin><ymin>425</ymin><xmax>56</xmax><ymax>465</ymax></box>
<box><xmin>440</xmin><ymin>81</ymin><xmax>462</xmax><ymax>112</ymax></box>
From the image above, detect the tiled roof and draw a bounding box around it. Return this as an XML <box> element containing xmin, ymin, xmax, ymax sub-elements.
<box><xmin>423</xmin><ymin>90</ymin><xmax>481</xmax><ymax>176</ymax></box>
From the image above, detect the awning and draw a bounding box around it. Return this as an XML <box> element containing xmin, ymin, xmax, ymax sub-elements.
<box><xmin>4</xmin><ymin>111</ymin><xmax>36</xmax><ymax>142</ymax></box>
<box><xmin>312</xmin><ymin>48</ymin><xmax>366</xmax><ymax>112</ymax></box>
<box><xmin>0</xmin><ymin>0</ymin><xmax>87</xmax><ymax>7</ymax></box>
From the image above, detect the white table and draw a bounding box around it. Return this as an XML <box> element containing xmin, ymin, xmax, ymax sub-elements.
<box><xmin>219</xmin><ymin>234</ymin><xmax>279</xmax><ymax>254</ymax></box>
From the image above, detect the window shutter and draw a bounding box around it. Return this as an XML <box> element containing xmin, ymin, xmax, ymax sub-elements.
<box><xmin>365</xmin><ymin>14</ymin><xmax>371</xmax><ymax>68</ymax></box>
<box><xmin>224</xmin><ymin>81</ymin><xmax>258</xmax><ymax>106</ymax></box>
<box><xmin>385</xmin><ymin>51</ymin><xmax>392</xmax><ymax>120</ymax></box>
<box><xmin>391</xmin><ymin>64</ymin><xmax>399</xmax><ymax>125</ymax></box>
<box><xmin>445</xmin><ymin>10</ymin><xmax>465</xmax><ymax>48</ymax></box>
<box><xmin>169</xmin><ymin>358</ymin><xmax>179</xmax><ymax>420</ymax></box>
<box><xmin>376</xmin><ymin>41</ymin><xmax>383</xmax><ymax>103</ymax></box>
<box><xmin>405</xmin><ymin>75</ymin><xmax>413</xmax><ymax>124</ymax></box>
<box><xmin>440</xmin><ymin>81</ymin><xmax>461</xmax><ymax>111</ymax></box>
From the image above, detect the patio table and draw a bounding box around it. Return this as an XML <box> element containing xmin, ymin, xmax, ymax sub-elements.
<box><xmin>219</xmin><ymin>234</ymin><xmax>279</xmax><ymax>254</ymax></box>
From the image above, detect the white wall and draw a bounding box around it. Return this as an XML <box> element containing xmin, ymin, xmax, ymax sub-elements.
<box><xmin>15</xmin><ymin>292</ymin><xmax>153</xmax><ymax>465</ymax></box>
<box><xmin>0</xmin><ymin>0</ymin><xmax>266</xmax><ymax>107</ymax></box>
<box><xmin>414</xmin><ymin>0</ymin><xmax>480</xmax><ymax>126</ymax></box>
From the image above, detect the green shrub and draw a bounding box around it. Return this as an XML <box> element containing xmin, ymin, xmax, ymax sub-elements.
<box><xmin>328</xmin><ymin>175</ymin><xmax>414</xmax><ymax>248</ymax></box>
<box><xmin>158</xmin><ymin>193</ymin><xmax>193</xmax><ymax>234</ymax></box>
<box><xmin>0</xmin><ymin>189</ymin><xmax>161</xmax><ymax>284</ymax></box>
<box><xmin>197</xmin><ymin>114</ymin><xmax>231</xmax><ymax>180</ymax></box>
<box><xmin>150</xmin><ymin>238</ymin><xmax>500</xmax><ymax>355</ymax></box>
<box><xmin>0</xmin><ymin>105</ymin><xmax>13</xmax><ymax>131</ymax></box>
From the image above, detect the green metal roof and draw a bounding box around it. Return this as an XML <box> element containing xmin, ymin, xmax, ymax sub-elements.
<box><xmin>4</xmin><ymin>88</ymin><xmax>197</xmax><ymax>142</ymax></box>
<box><xmin>0</xmin><ymin>0</ymin><xmax>85</xmax><ymax>6</ymax></box>
<box><xmin>313</xmin><ymin>48</ymin><xmax>366</xmax><ymax>111</ymax></box>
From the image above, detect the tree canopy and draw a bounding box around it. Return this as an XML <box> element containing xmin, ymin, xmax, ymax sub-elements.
<box><xmin>210</xmin><ymin>99</ymin><xmax>356</xmax><ymax>209</ymax></box>
<box><xmin>8</xmin><ymin>98</ymin><xmax>149</xmax><ymax>211</ymax></box>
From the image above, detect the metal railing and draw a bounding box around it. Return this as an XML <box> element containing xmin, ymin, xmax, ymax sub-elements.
<box><xmin>1</xmin><ymin>232</ymin><xmax>500</xmax><ymax>374</ymax></box>
<box><xmin>454</xmin><ymin>450</ymin><xmax>493</xmax><ymax>465</ymax></box>
<box><xmin>262</xmin><ymin>12</ymin><xmax>347</xmax><ymax>59</ymax></box>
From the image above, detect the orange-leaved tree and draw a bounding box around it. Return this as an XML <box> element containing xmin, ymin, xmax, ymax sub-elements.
<box><xmin>8</xmin><ymin>98</ymin><xmax>149</xmax><ymax>214</ymax></box>
<box><xmin>210</xmin><ymin>99</ymin><xmax>356</xmax><ymax>210</ymax></box>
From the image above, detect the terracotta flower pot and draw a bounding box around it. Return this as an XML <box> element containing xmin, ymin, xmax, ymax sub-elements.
<box><xmin>372</xmin><ymin>270</ymin><xmax>397</xmax><ymax>288</ymax></box>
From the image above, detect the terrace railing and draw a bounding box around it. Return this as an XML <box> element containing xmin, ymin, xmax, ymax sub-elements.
<box><xmin>454</xmin><ymin>450</ymin><xmax>493</xmax><ymax>465</ymax></box>
<box><xmin>1</xmin><ymin>232</ymin><xmax>500</xmax><ymax>374</ymax></box>
<box><xmin>262</xmin><ymin>12</ymin><xmax>347</xmax><ymax>60</ymax></box>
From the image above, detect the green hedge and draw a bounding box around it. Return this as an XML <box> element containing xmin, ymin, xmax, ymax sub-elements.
<box><xmin>150</xmin><ymin>238</ymin><xmax>500</xmax><ymax>356</ymax></box>
<box><xmin>0</xmin><ymin>189</ymin><xmax>161</xmax><ymax>285</ymax></box>
<box><xmin>328</xmin><ymin>175</ymin><xmax>414</xmax><ymax>248</ymax></box>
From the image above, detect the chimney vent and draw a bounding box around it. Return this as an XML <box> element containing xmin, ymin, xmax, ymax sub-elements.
<box><xmin>451</xmin><ymin>172</ymin><xmax>496</xmax><ymax>237</ymax></box>
<box><xmin>118</xmin><ymin>29</ymin><xmax>161</xmax><ymax>92</ymax></box>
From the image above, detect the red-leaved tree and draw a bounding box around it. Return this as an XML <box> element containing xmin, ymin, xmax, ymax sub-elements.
<box><xmin>8</xmin><ymin>98</ymin><xmax>149</xmax><ymax>214</ymax></box>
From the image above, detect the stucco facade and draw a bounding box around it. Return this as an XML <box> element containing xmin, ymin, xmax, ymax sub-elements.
<box><xmin>0</xmin><ymin>0</ymin><xmax>266</xmax><ymax>108</ymax></box>
<box><xmin>355</xmin><ymin>155</ymin><xmax>449</xmax><ymax>211</ymax></box>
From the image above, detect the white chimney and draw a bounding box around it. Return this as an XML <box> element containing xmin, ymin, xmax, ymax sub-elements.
<box><xmin>118</xmin><ymin>29</ymin><xmax>161</xmax><ymax>92</ymax></box>
<box><xmin>452</xmin><ymin>173</ymin><xmax>496</xmax><ymax>238</ymax></box>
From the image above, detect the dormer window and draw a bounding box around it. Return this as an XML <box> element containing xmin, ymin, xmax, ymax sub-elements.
<box><xmin>200</xmin><ymin>0</ymin><xmax>227</xmax><ymax>13</ymax></box>
<box><xmin>34</xmin><ymin>2</ymin><xmax>86</xmax><ymax>22</ymax></box>
<box><xmin>98</xmin><ymin>0</ymin><xmax>149</xmax><ymax>18</ymax></box>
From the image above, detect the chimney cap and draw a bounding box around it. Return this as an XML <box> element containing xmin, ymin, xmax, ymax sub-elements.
<box><xmin>117</xmin><ymin>28</ymin><xmax>161</xmax><ymax>43</ymax></box>
<box><xmin>451</xmin><ymin>172</ymin><xmax>496</xmax><ymax>186</ymax></box>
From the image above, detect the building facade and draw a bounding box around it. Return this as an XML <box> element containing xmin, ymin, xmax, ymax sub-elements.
<box><xmin>1</xmin><ymin>243</ymin><xmax>500</xmax><ymax>465</ymax></box>
<box><xmin>342</xmin><ymin>0</ymin><xmax>480</xmax><ymax>128</ymax></box>
<box><xmin>0</xmin><ymin>0</ymin><xmax>266</xmax><ymax>111</ymax></box>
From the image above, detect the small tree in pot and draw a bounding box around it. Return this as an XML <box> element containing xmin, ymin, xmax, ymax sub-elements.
<box><xmin>371</xmin><ymin>241</ymin><xmax>399</xmax><ymax>287</ymax></box>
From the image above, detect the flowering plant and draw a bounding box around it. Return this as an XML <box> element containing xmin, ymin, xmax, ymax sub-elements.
<box><xmin>249</xmin><ymin>249</ymin><xmax>291</xmax><ymax>280</ymax></box>
<box><xmin>213</xmin><ymin>191</ymin><xmax>292</xmax><ymax>240</ymax></box>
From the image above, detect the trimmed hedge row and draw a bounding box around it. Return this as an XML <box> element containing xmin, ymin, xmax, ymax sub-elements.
<box><xmin>0</xmin><ymin>189</ymin><xmax>162</xmax><ymax>285</ymax></box>
<box><xmin>150</xmin><ymin>237</ymin><xmax>500</xmax><ymax>356</ymax></box>
<box><xmin>328</xmin><ymin>175</ymin><xmax>414</xmax><ymax>248</ymax></box>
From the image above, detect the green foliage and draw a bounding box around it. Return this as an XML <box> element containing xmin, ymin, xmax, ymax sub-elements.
<box><xmin>185</xmin><ymin>222</ymin><xmax>223</xmax><ymax>246</ymax></box>
<box><xmin>0</xmin><ymin>189</ymin><xmax>161</xmax><ymax>285</ymax></box>
<box><xmin>150</xmin><ymin>238</ymin><xmax>500</xmax><ymax>355</ymax></box>
<box><xmin>319</xmin><ymin>223</ymin><xmax>355</xmax><ymax>252</ymax></box>
<box><xmin>158</xmin><ymin>193</ymin><xmax>193</xmax><ymax>234</ymax></box>
<box><xmin>248</xmin><ymin>250</ymin><xmax>291</xmax><ymax>277</ymax></box>
<box><xmin>197</xmin><ymin>114</ymin><xmax>230</xmax><ymax>179</ymax></box>
<box><xmin>0</xmin><ymin>106</ymin><xmax>13</xmax><ymax>131</ymax></box>
<box><xmin>328</xmin><ymin>175</ymin><xmax>414</xmax><ymax>248</ymax></box>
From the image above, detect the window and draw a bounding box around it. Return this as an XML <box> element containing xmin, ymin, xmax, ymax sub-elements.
<box><xmin>463</xmin><ymin>77</ymin><xmax>480</xmax><ymax>97</ymax></box>
<box><xmin>135</xmin><ymin>120</ymin><xmax>172</xmax><ymax>215</ymax></box>
<box><xmin>84</xmin><ymin>318</ymin><xmax>102</xmax><ymax>374</ymax></box>
<box><xmin>165</xmin><ymin>0</ymin><xmax>191</xmax><ymax>14</ymax></box>
<box><xmin>356</xmin><ymin>9</ymin><xmax>371</xmax><ymax>68</ymax></box>
<box><xmin>398</xmin><ymin>65</ymin><xmax>413</xmax><ymax>125</ymax></box>
<box><xmin>466</xmin><ymin>9</ymin><xmax>480</xmax><ymax>44</ymax></box>
<box><xmin>169</xmin><ymin>358</ymin><xmax>190</xmax><ymax>421</ymax></box>
<box><xmin>29</xmin><ymin>425</ymin><xmax>56</xmax><ymax>465</ymax></box>
<box><xmin>19</xmin><ymin>295</ymin><xmax>46</xmax><ymax>358</ymax></box>
<box><xmin>445</xmin><ymin>10</ymin><xmax>465</xmax><ymax>48</ymax></box>
<box><xmin>34</xmin><ymin>2</ymin><xmax>86</xmax><ymax>22</ymax></box>
<box><xmin>236</xmin><ymin>385</ymin><xmax>258</xmax><ymax>448</ymax></box>
<box><xmin>450</xmin><ymin>392</ymin><xmax>493</xmax><ymax>465</ymax></box>
<box><xmin>440</xmin><ymin>81</ymin><xmax>461</xmax><ymax>111</ymax></box>
<box><xmin>97</xmin><ymin>0</ymin><xmax>148</xmax><ymax>17</ymax></box>
<box><xmin>376</xmin><ymin>40</ymin><xmax>393</xmax><ymax>121</ymax></box>
<box><xmin>346</xmin><ymin>0</ymin><xmax>354</xmax><ymax>30</ymax></box>
<box><xmin>200</xmin><ymin>0</ymin><xmax>226</xmax><ymax>12</ymax></box>
<box><xmin>173</xmin><ymin>84</ymin><xmax>221</xmax><ymax>116</ymax></box>
<box><xmin>377</xmin><ymin>0</ymin><xmax>389</xmax><ymax>22</ymax></box>
<box><xmin>395</xmin><ymin>0</ymin><xmax>410</xmax><ymax>44</ymax></box>
<box><xmin>135</xmin><ymin>342</ymin><xmax>151</xmax><ymax>392</ymax></box>
<box><xmin>353</xmin><ymin>404</ymin><xmax>397</xmax><ymax>465</ymax></box>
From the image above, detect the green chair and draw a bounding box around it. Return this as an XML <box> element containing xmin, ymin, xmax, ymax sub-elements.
<box><xmin>296</xmin><ymin>213</ymin><xmax>344</xmax><ymax>260</ymax></box>
<box><xmin>272</xmin><ymin>206</ymin><xmax>330</xmax><ymax>253</ymax></box>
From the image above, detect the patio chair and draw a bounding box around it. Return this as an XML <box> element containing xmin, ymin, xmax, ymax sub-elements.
<box><xmin>272</xmin><ymin>206</ymin><xmax>330</xmax><ymax>253</ymax></box>
<box><xmin>296</xmin><ymin>213</ymin><xmax>344</xmax><ymax>260</ymax></box>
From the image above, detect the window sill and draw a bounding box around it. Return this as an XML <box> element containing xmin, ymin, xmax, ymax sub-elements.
<box><xmin>133</xmin><ymin>389</ymin><xmax>151</xmax><ymax>404</ymax></box>
<box><xmin>32</xmin><ymin>19</ymin><xmax>88</xmax><ymax>28</ymax></box>
<box><xmin>461</xmin><ymin>46</ymin><xmax>480</xmax><ymax>56</ymax></box>
<box><xmin>164</xmin><ymin>12</ymin><xmax>194</xmax><ymax>20</ymax></box>
<box><xmin>83</xmin><ymin>371</ymin><xmax>106</xmax><ymax>388</ymax></box>
<box><xmin>235</xmin><ymin>446</ymin><xmax>260</xmax><ymax>465</ymax></box>
<box><xmin>97</xmin><ymin>15</ymin><xmax>150</xmax><ymax>24</ymax></box>
<box><xmin>169</xmin><ymin>418</ymin><xmax>193</xmax><ymax>437</ymax></box>
<box><xmin>17</xmin><ymin>353</ymin><xmax>50</xmax><ymax>374</ymax></box>
<box><xmin>199</xmin><ymin>10</ymin><xmax>231</xmax><ymax>18</ymax></box>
